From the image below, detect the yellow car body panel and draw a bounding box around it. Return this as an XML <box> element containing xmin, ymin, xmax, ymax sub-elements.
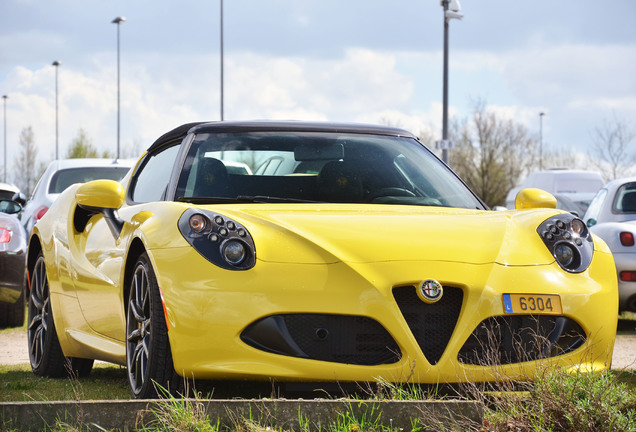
<box><xmin>32</xmin><ymin>185</ymin><xmax>618</xmax><ymax>383</ymax></box>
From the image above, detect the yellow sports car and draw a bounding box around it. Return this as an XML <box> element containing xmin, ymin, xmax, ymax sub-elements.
<box><xmin>27</xmin><ymin>121</ymin><xmax>618</xmax><ymax>398</ymax></box>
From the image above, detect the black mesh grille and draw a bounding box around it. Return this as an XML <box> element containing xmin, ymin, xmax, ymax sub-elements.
<box><xmin>392</xmin><ymin>285</ymin><xmax>463</xmax><ymax>365</ymax></box>
<box><xmin>241</xmin><ymin>314</ymin><xmax>401</xmax><ymax>366</ymax></box>
<box><xmin>283</xmin><ymin>314</ymin><xmax>401</xmax><ymax>365</ymax></box>
<box><xmin>458</xmin><ymin>315</ymin><xmax>586</xmax><ymax>365</ymax></box>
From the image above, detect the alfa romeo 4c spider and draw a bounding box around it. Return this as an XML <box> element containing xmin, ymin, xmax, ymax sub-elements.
<box><xmin>26</xmin><ymin>121</ymin><xmax>618</xmax><ymax>398</ymax></box>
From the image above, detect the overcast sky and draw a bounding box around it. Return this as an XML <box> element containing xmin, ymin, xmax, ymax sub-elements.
<box><xmin>1</xmin><ymin>0</ymin><xmax>635</xmax><ymax>181</ymax></box>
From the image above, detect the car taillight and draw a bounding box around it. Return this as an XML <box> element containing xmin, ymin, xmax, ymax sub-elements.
<box><xmin>620</xmin><ymin>271</ymin><xmax>636</xmax><ymax>281</ymax></box>
<box><xmin>620</xmin><ymin>232</ymin><xmax>635</xmax><ymax>247</ymax></box>
<box><xmin>0</xmin><ymin>227</ymin><xmax>11</xmax><ymax>243</ymax></box>
<box><xmin>35</xmin><ymin>206</ymin><xmax>49</xmax><ymax>221</ymax></box>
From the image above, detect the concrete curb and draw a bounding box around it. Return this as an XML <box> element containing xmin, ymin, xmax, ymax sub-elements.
<box><xmin>1</xmin><ymin>399</ymin><xmax>484</xmax><ymax>431</ymax></box>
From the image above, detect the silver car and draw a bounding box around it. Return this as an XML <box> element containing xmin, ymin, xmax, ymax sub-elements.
<box><xmin>21</xmin><ymin>158</ymin><xmax>135</xmax><ymax>235</ymax></box>
<box><xmin>584</xmin><ymin>176</ymin><xmax>636</xmax><ymax>312</ymax></box>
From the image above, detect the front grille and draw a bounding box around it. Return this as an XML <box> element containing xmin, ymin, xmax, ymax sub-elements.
<box><xmin>392</xmin><ymin>285</ymin><xmax>464</xmax><ymax>365</ymax></box>
<box><xmin>458</xmin><ymin>315</ymin><xmax>586</xmax><ymax>365</ymax></box>
<box><xmin>241</xmin><ymin>314</ymin><xmax>401</xmax><ymax>366</ymax></box>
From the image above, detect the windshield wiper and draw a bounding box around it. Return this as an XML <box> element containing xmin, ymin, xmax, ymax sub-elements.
<box><xmin>236</xmin><ymin>195</ymin><xmax>319</xmax><ymax>203</ymax></box>
<box><xmin>178</xmin><ymin>195</ymin><xmax>319</xmax><ymax>204</ymax></box>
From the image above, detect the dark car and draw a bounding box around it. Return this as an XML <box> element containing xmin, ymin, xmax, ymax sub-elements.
<box><xmin>0</xmin><ymin>190</ymin><xmax>27</xmax><ymax>328</ymax></box>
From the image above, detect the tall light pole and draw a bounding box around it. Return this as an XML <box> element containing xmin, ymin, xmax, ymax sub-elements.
<box><xmin>437</xmin><ymin>0</ymin><xmax>463</xmax><ymax>164</ymax></box>
<box><xmin>220</xmin><ymin>0</ymin><xmax>224</xmax><ymax>121</ymax></box>
<box><xmin>2</xmin><ymin>95</ymin><xmax>7</xmax><ymax>183</ymax></box>
<box><xmin>52</xmin><ymin>60</ymin><xmax>61</xmax><ymax>160</ymax></box>
<box><xmin>539</xmin><ymin>112</ymin><xmax>545</xmax><ymax>170</ymax></box>
<box><xmin>112</xmin><ymin>16</ymin><xmax>126</xmax><ymax>160</ymax></box>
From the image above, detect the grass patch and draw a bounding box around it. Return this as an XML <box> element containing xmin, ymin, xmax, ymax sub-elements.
<box><xmin>2</xmin><ymin>367</ymin><xmax>636</xmax><ymax>431</ymax></box>
<box><xmin>481</xmin><ymin>368</ymin><xmax>636</xmax><ymax>431</ymax></box>
<box><xmin>0</xmin><ymin>364</ymin><xmax>129</xmax><ymax>402</ymax></box>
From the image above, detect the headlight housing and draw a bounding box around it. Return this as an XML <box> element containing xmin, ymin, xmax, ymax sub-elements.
<box><xmin>178</xmin><ymin>208</ymin><xmax>256</xmax><ymax>270</ymax></box>
<box><xmin>538</xmin><ymin>214</ymin><xmax>593</xmax><ymax>273</ymax></box>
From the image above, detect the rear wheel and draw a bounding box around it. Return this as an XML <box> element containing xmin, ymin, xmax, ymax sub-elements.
<box><xmin>126</xmin><ymin>252</ymin><xmax>181</xmax><ymax>398</ymax></box>
<box><xmin>28</xmin><ymin>252</ymin><xmax>93</xmax><ymax>378</ymax></box>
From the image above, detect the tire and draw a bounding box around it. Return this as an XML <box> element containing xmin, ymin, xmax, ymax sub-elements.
<box><xmin>0</xmin><ymin>285</ymin><xmax>25</xmax><ymax>329</ymax></box>
<box><xmin>28</xmin><ymin>252</ymin><xmax>94</xmax><ymax>378</ymax></box>
<box><xmin>126</xmin><ymin>252</ymin><xmax>181</xmax><ymax>399</ymax></box>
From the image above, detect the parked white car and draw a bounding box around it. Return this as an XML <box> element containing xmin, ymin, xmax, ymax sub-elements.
<box><xmin>506</xmin><ymin>169</ymin><xmax>604</xmax><ymax>213</ymax></box>
<box><xmin>583</xmin><ymin>176</ymin><xmax>636</xmax><ymax>312</ymax></box>
<box><xmin>21</xmin><ymin>158</ymin><xmax>136</xmax><ymax>234</ymax></box>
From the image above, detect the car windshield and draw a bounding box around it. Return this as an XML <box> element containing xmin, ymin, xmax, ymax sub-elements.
<box><xmin>48</xmin><ymin>166</ymin><xmax>131</xmax><ymax>194</ymax></box>
<box><xmin>176</xmin><ymin>131</ymin><xmax>483</xmax><ymax>209</ymax></box>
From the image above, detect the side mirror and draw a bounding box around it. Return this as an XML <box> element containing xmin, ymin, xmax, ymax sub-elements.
<box><xmin>76</xmin><ymin>180</ymin><xmax>125</xmax><ymax>238</ymax></box>
<box><xmin>11</xmin><ymin>192</ymin><xmax>26</xmax><ymax>207</ymax></box>
<box><xmin>515</xmin><ymin>188</ymin><xmax>557</xmax><ymax>211</ymax></box>
<box><xmin>76</xmin><ymin>180</ymin><xmax>125</xmax><ymax>210</ymax></box>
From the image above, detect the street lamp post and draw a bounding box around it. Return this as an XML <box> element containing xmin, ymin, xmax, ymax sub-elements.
<box><xmin>2</xmin><ymin>95</ymin><xmax>7</xmax><ymax>183</ymax></box>
<box><xmin>437</xmin><ymin>0</ymin><xmax>463</xmax><ymax>164</ymax></box>
<box><xmin>539</xmin><ymin>112</ymin><xmax>545</xmax><ymax>170</ymax></box>
<box><xmin>52</xmin><ymin>60</ymin><xmax>61</xmax><ymax>160</ymax></box>
<box><xmin>220</xmin><ymin>0</ymin><xmax>224</xmax><ymax>121</ymax></box>
<box><xmin>112</xmin><ymin>16</ymin><xmax>126</xmax><ymax>160</ymax></box>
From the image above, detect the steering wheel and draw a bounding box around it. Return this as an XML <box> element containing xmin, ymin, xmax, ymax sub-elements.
<box><xmin>367</xmin><ymin>187</ymin><xmax>417</xmax><ymax>202</ymax></box>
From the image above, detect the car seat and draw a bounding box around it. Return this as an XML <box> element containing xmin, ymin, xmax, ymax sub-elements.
<box><xmin>193</xmin><ymin>158</ymin><xmax>231</xmax><ymax>197</ymax></box>
<box><xmin>316</xmin><ymin>161</ymin><xmax>364</xmax><ymax>203</ymax></box>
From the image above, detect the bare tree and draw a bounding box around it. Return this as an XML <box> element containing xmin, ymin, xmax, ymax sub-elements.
<box><xmin>13</xmin><ymin>126</ymin><xmax>40</xmax><ymax>196</ymax></box>
<box><xmin>450</xmin><ymin>102</ymin><xmax>536</xmax><ymax>208</ymax></box>
<box><xmin>589</xmin><ymin>116</ymin><xmax>636</xmax><ymax>182</ymax></box>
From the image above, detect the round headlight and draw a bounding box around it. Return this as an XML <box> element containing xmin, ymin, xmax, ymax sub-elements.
<box><xmin>223</xmin><ymin>240</ymin><xmax>246</xmax><ymax>265</ymax></box>
<box><xmin>554</xmin><ymin>243</ymin><xmax>575</xmax><ymax>267</ymax></box>
<box><xmin>189</xmin><ymin>214</ymin><xmax>208</xmax><ymax>233</ymax></box>
<box><xmin>571</xmin><ymin>218</ymin><xmax>586</xmax><ymax>236</ymax></box>
<box><xmin>538</xmin><ymin>214</ymin><xmax>593</xmax><ymax>274</ymax></box>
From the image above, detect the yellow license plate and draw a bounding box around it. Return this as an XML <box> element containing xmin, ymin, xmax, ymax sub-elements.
<box><xmin>503</xmin><ymin>294</ymin><xmax>562</xmax><ymax>314</ymax></box>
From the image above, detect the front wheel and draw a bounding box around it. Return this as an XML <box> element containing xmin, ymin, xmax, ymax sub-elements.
<box><xmin>28</xmin><ymin>252</ymin><xmax>93</xmax><ymax>378</ymax></box>
<box><xmin>126</xmin><ymin>252</ymin><xmax>181</xmax><ymax>398</ymax></box>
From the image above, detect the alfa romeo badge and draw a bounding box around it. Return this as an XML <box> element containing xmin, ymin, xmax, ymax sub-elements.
<box><xmin>417</xmin><ymin>279</ymin><xmax>444</xmax><ymax>304</ymax></box>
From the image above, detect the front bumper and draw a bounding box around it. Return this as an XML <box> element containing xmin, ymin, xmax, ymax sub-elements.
<box><xmin>152</xmin><ymin>247</ymin><xmax>618</xmax><ymax>383</ymax></box>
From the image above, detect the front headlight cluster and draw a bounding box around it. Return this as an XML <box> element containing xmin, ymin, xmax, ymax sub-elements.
<box><xmin>178</xmin><ymin>208</ymin><xmax>256</xmax><ymax>270</ymax></box>
<box><xmin>538</xmin><ymin>214</ymin><xmax>593</xmax><ymax>273</ymax></box>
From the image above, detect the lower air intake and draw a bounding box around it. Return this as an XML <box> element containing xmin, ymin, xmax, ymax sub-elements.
<box><xmin>241</xmin><ymin>314</ymin><xmax>401</xmax><ymax>366</ymax></box>
<box><xmin>458</xmin><ymin>315</ymin><xmax>586</xmax><ymax>365</ymax></box>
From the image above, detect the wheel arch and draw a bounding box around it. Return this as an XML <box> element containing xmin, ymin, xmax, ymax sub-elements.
<box><xmin>123</xmin><ymin>237</ymin><xmax>147</xmax><ymax>309</ymax></box>
<box><xmin>26</xmin><ymin>236</ymin><xmax>44</xmax><ymax>287</ymax></box>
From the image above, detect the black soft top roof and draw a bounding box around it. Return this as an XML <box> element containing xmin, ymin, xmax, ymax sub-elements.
<box><xmin>146</xmin><ymin>120</ymin><xmax>416</xmax><ymax>153</ymax></box>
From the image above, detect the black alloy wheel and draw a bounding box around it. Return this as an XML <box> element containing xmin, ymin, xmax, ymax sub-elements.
<box><xmin>28</xmin><ymin>252</ymin><xmax>93</xmax><ymax>377</ymax></box>
<box><xmin>126</xmin><ymin>252</ymin><xmax>181</xmax><ymax>399</ymax></box>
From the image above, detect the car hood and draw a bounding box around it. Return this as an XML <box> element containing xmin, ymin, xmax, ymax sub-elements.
<box><xmin>213</xmin><ymin>204</ymin><xmax>559</xmax><ymax>266</ymax></box>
